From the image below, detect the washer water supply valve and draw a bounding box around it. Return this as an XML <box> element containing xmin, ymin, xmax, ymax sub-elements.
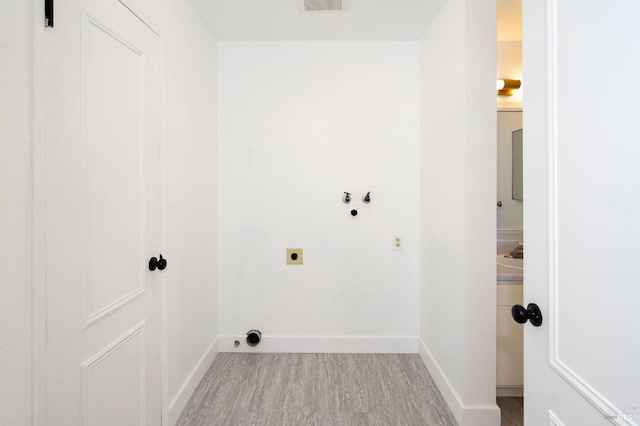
<box><xmin>343</xmin><ymin>191</ymin><xmax>371</xmax><ymax>217</ymax></box>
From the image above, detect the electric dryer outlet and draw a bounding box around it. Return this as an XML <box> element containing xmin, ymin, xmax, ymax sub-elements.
<box><xmin>286</xmin><ymin>248</ymin><xmax>303</xmax><ymax>265</ymax></box>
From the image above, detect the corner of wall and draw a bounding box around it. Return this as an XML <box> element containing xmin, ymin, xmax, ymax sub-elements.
<box><xmin>168</xmin><ymin>338</ymin><xmax>218</xmax><ymax>425</ymax></box>
<box><xmin>419</xmin><ymin>0</ymin><xmax>500</xmax><ymax>424</ymax></box>
<box><xmin>418</xmin><ymin>339</ymin><xmax>464</xmax><ymax>424</ymax></box>
<box><xmin>419</xmin><ymin>339</ymin><xmax>501</xmax><ymax>426</ymax></box>
<box><xmin>419</xmin><ymin>0</ymin><xmax>467</xmax><ymax>408</ymax></box>
<box><xmin>164</xmin><ymin>0</ymin><xmax>219</xmax><ymax>418</ymax></box>
<box><xmin>462</xmin><ymin>0</ymin><xmax>498</xmax><ymax>411</ymax></box>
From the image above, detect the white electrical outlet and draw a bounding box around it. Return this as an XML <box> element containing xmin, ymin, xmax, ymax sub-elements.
<box><xmin>392</xmin><ymin>235</ymin><xmax>403</xmax><ymax>251</ymax></box>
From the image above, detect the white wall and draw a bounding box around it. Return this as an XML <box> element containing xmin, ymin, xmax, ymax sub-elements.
<box><xmin>420</xmin><ymin>0</ymin><xmax>500</xmax><ymax>424</ymax></box>
<box><xmin>0</xmin><ymin>0</ymin><xmax>30</xmax><ymax>423</ymax></box>
<box><xmin>163</xmin><ymin>1</ymin><xmax>218</xmax><ymax>422</ymax></box>
<box><xmin>217</xmin><ymin>42</ymin><xmax>421</xmax><ymax>350</ymax></box>
<box><xmin>420</xmin><ymin>0</ymin><xmax>466</xmax><ymax>398</ymax></box>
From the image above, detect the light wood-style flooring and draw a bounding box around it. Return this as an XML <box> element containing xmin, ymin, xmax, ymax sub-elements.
<box><xmin>177</xmin><ymin>353</ymin><xmax>456</xmax><ymax>426</ymax></box>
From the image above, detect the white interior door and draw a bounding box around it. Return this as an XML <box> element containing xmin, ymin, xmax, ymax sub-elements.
<box><xmin>45</xmin><ymin>0</ymin><xmax>163</xmax><ymax>424</ymax></box>
<box><xmin>523</xmin><ymin>0</ymin><xmax>640</xmax><ymax>424</ymax></box>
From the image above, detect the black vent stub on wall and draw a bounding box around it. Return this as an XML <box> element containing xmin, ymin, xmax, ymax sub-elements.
<box><xmin>246</xmin><ymin>330</ymin><xmax>262</xmax><ymax>347</ymax></box>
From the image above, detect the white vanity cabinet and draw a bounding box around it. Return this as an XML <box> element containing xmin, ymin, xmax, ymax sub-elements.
<box><xmin>496</xmin><ymin>282</ymin><xmax>524</xmax><ymax>396</ymax></box>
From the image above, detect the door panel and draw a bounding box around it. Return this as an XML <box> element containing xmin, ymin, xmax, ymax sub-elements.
<box><xmin>82</xmin><ymin>322</ymin><xmax>146</xmax><ymax>426</ymax></box>
<box><xmin>45</xmin><ymin>0</ymin><xmax>162</xmax><ymax>424</ymax></box>
<box><xmin>523</xmin><ymin>0</ymin><xmax>640</xmax><ymax>424</ymax></box>
<box><xmin>84</xmin><ymin>14</ymin><xmax>146</xmax><ymax>326</ymax></box>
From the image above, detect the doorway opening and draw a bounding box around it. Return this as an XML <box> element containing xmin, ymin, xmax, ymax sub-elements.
<box><xmin>496</xmin><ymin>0</ymin><xmax>523</xmax><ymax>424</ymax></box>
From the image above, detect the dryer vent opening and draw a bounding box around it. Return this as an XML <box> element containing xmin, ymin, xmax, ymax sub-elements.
<box><xmin>246</xmin><ymin>330</ymin><xmax>262</xmax><ymax>347</ymax></box>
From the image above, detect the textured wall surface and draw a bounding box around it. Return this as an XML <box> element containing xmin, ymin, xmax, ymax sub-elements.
<box><xmin>0</xmin><ymin>0</ymin><xmax>30</xmax><ymax>424</ymax></box>
<box><xmin>420</xmin><ymin>0</ymin><xmax>467</xmax><ymax>398</ymax></box>
<box><xmin>164</xmin><ymin>0</ymin><xmax>219</xmax><ymax>406</ymax></box>
<box><xmin>217</xmin><ymin>41</ymin><xmax>421</xmax><ymax>342</ymax></box>
<box><xmin>420</xmin><ymin>0</ymin><xmax>499</xmax><ymax>424</ymax></box>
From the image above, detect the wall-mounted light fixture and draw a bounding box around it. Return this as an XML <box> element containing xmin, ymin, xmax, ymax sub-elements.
<box><xmin>497</xmin><ymin>79</ymin><xmax>521</xmax><ymax>96</ymax></box>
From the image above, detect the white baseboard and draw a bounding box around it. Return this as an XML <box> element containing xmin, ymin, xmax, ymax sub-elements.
<box><xmin>497</xmin><ymin>386</ymin><xmax>523</xmax><ymax>397</ymax></box>
<box><xmin>168</xmin><ymin>338</ymin><xmax>219</xmax><ymax>425</ymax></box>
<box><xmin>461</xmin><ymin>405</ymin><xmax>502</xmax><ymax>426</ymax></box>
<box><xmin>418</xmin><ymin>339</ymin><xmax>464</xmax><ymax>424</ymax></box>
<box><xmin>219</xmin><ymin>335</ymin><xmax>418</xmax><ymax>353</ymax></box>
<box><xmin>418</xmin><ymin>339</ymin><xmax>501</xmax><ymax>426</ymax></box>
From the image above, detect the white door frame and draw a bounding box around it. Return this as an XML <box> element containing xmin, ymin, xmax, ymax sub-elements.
<box><xmin>30</xmin><ymin>0</ymin><xmax>169</xmax><ymax>424</ymax></box>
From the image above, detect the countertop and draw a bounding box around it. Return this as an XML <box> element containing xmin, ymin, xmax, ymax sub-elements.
<box><xmin>497</xmin><ymin>264</ymin><xmax>523</xmax><ymax>282</ymax></box>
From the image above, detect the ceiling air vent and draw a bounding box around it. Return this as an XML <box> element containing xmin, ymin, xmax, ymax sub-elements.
<box><xmin>297</xmin><ymin>0</ymin><xmax>351</xmax><ymax>13</ymax></box>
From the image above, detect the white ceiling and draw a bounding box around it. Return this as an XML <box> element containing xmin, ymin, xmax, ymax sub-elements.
<box><xmin>189</xmin><ymin>0</ymin><xmax>446</xmax><ymax>41</ymax></box>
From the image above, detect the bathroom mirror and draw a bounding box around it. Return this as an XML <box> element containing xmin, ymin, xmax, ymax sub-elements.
<box><xmin>512</xmin><ymin>129</ymin><xmax>523</xmax><ymax>200</ymax></box>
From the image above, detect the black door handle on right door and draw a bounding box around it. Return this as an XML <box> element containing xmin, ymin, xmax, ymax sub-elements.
<box><xmin>149</xmin><ymin>254</ymin><xmax>167</xmax><ymax>271</ymax></box>
<box><xmin>511</xmin><ymin>303</ymin><xmax>543</xmax><ymax>326</ymax></box>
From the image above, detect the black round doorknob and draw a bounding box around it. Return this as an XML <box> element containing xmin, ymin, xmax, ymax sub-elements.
<box><xmin>157</xmin><ymin>254</ymin><xmax>167</xmax><ymax>270</ymax></box>
<box><xmin>351</xmin><ymin>209</ymin><xmax>358</xmax><ymax>216</ymax></box>
<box><xmin>291</xmin><ymin>253</ymin><xmax>298</xmax><ymax>260</ymax></box>
<box><xmin>149</xmin><ymin>254</ymin><xmax>167</xmax><ymax>271</ymax></box>
<box><xmin>511</xmin><ymin>303</ymin><xmax>543</xmax><ymax>327</ymax></box>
